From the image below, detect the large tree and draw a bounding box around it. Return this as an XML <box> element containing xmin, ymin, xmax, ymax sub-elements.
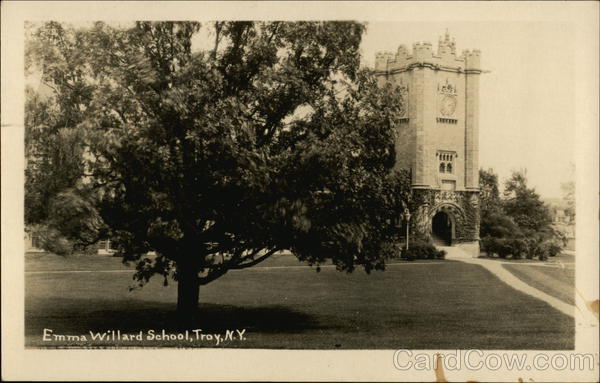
<box><xmin>502</xmin><ymin>170</ymin><xmax>553</xmax><ymax>234</ymax></box>
<box><xmin>25</xmin><ymin>21</ymin><xmax>409</xmax><ymax>316</ymax></box>
<box><xmin>25</xmin><ymin>22</ymin><xmax>106</xmax><ymax>254</ymax></box>
<box><xmin>479</xmin><ymin>168</ymin><xmax>520</xmax><ymax>239</ymax></box>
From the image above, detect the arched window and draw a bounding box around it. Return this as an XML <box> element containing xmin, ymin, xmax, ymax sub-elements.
<box><xmin>436</xmin><ymin>150</ymin><xmax>456</xmax><ymax>175</ymax></box>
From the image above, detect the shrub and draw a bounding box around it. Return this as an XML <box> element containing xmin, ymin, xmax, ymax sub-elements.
<box><xmin>520</xmin><ymin>233</ymin><xmax>564</xmax><ymax>261</ymax></box>
<box><xmin>533</xmin><ymin>240</ymin><xmax>563</xmax><ymax>261</ymax></box>
<box><xmin>546</xmin><ymin>240</ymin><xmax>563</xmax><ymax>257</ymax></box>
<box><xmin>482</xmin><ymin>236</ymin><xmax>529</xmax><ymax>259</ymax></box>
<box><xmin>30</xmin><ymin>224</ymin><xmax>74</xmax><ymax>256</ymax></box>
<box><xmin>482</xmin><ymin>237</ymin><xmax>511</xmax><ymax>258</ymax></box>
<box><xmin>386</xmin><ymin>241</ymin><xmax>404</xmax><ymax>260</ymax></box>
<box><xmin>523</xmin><ymin>237</ymin><xmax>538</xmax><ymax>259</ymax></box>
<box><xmin>402</xmin><ymin>238</ymin><xmax>445</xmax><ymax>261</ymax></box>
<box><xmin>492</xmin><ymin>239</ymin><xmax>506</xmax><ymax>258</ymax></box>
<box><xmin>535</xmin><ymin>242</ymin><xmax>549</xmax><ymax>261</ymax></box>
<box><xmin>480</xmin><ymin>236</ymin><xmax>496</xmax><ymax>257</ymax></box>
<box><xmin>507</xmin><ymin>238</ymin><xmax>528</xmax><ymax>259</ymax></box>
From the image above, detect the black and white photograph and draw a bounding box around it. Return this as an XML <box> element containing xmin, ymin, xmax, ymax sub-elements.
<box><xmin>2</xmin><ymin>1</ymin><xmax>599</xmax><ymax>382</ymax></box>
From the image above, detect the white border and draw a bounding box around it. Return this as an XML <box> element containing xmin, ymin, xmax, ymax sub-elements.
<box><xmin>2</xmin><ymin>2</ymin><xmax>598</xmax><ymax>381</ymax></box>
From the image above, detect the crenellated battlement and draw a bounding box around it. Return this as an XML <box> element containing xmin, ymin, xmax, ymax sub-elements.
<box><xmin>463</xmin><ymin>49</ymin><xmax>481</xmax><ymax>70</ymax></box>
<box><xmin>374</xmin><ymin>51</ymin><xmax>395</xmax><ymax>71</ymax></box>
<box><xmin>375</xmin><ymin>31</ymin><xmax>482</xmax><ymax>73</ymax></box>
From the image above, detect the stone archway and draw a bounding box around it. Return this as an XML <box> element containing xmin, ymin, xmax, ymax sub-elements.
<box><xmin>429</xmin><ymin>204</ymin><xmax>460</xmax><ymax>246</ymax></box>
<box><xmin>411</xmin><ymin>190</ymin><xmax>478</xmax><ymax>254</ymax></box>
<box><xmin>431</xmin><ymin>211</ymin><xmax>453</xmax><ymax>245</ymax></box>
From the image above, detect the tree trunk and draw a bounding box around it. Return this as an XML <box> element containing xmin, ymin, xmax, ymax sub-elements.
<box><xmin>176</xmin><ymin>262</ymin><xmax>200</xmax><ymax>321</ymax></box>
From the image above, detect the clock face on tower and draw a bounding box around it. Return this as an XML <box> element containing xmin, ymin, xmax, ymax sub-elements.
<box><xmin>440</xmin><ymin>95</ymin><xmax>457</xmax><ymax>117</ymax></box>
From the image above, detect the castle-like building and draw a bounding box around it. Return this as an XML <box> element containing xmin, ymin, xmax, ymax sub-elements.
<box><xmin>375</xmin><ymin>31</ymin><xmax>484</xmax><ymax>256</ymax></box>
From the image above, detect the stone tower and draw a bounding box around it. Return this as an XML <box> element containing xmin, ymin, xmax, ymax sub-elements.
<box><xmin>375</xmin><ymin>31</ymin><xmax>483</xmax><ymax>256</ymax></box>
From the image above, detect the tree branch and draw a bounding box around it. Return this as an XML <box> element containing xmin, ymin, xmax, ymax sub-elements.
<box><xmin>198</xmin><ymin>247</ymin><xmax>278</xmax><ymax>285</ymax></box>
<box><xmin>40</xmin><ymin>80</ymin><xmax>61</xmax><ymax>95</ymax></box>
<box><xmin>231</xmin><ymin>248</ymin><xmax>278</xmax><ymax>269</ymax></box>
<box><xmin>198</xmin><ymin>267</ymin><xmax>228</xmax><ymax>285</ymax></box>
<box><xmin>266</xmin><ymin>22</ymin><xmax>281</xmax><ymax>44</ymax></box>
<box><xmin>212</xmin><ymin>21</ymin><xmax>224</xmax><ymax>60</ymax></box>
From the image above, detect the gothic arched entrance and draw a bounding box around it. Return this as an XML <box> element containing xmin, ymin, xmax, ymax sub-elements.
<box><xmin>431</xmin><ymin>211</ymin><xmax>453</xmax><ymax>245</ymax></box>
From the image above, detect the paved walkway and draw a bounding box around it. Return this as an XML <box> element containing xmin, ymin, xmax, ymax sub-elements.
<box><xmin>441</xmin><ymin>246</ymin><xmax>599</xmax><ymax>327</ymax></box>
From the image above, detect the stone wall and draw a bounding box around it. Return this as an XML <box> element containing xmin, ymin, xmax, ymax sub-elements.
<box><xmin>410</xmin><ymin>189</ymin><xmax>480</xmax><ymax>244</ymax></box>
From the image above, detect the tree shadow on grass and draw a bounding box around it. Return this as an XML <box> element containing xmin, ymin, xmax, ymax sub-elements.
<box><xmin>25</xmin><ymin>296</ymin><xmax>331</xmax><ymax>338</ymax></box>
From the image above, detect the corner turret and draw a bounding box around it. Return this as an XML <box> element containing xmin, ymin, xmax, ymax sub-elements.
<box><xmin>413</xmin><ymin>41</ymin><xmax>433</xmax><ymax>60</ymax></box>
<box><xmin>396</xmin><ymin>44</ymin><xmax>409</xmax><ymax>60</ymax></box>
<box><xmin>375</xmin><ymin>51</ymin><xmax>394</xmax><ymax>71</ymax></box>
<box><xmin>464</xmin><ymin>49</ymin><xmax>481</xmax><ymax>71</ymax></box>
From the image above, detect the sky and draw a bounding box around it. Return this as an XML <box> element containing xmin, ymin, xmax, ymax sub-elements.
<box><xmin>359</xmin><ymin>21</ymin><xmax>576</xmax><ymax>198</ymax></box>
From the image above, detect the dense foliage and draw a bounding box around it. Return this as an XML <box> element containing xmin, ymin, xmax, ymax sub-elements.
<box><xmin>400</xmin><ymin>238</ymin><xmax>446</xmax><ymax>261</ymax></box>
<box><xmin>479</xmin><ymin>169</ymin><xmax>565</xmax><ymax>260</ymax></box>
<box><xmin>25</xmin><ymin>21</ymin><xmax>410</xmax><ymax>314</ymax></box>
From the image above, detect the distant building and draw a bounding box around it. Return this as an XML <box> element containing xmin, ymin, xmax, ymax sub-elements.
<box><xmin>24</xmin><ymin>232</ymin><xmax>117</xmax><ymax>255</ymax></box>
<box><xmin>24</xmin><ymin>232</ymin><xmax>44</xmax><ymax>253</ymax></box>
<box><xmin>553</xmin><ymin>208</ymin><xmax>570</xmax><ymax>224</ymax></box>
<box><xmin>375</xmin><ymin>31</ymin><xmax>484</xmax><ymax>256</ymax></box>
<box><xmin>96</xmin><ymin>239</ymin><xmax>117</xmax><ymax>255</ymax></box>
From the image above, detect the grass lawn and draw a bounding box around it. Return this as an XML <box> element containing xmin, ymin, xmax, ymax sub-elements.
<box><xmin>24</xmin><ymin>251</ymin><xmax>443</xmax><ymax>271</ymax></box>
<box><xmin>477</xmin><ymin>252</ymin><xmax>575</xmax><ymax>265</ymax></box>
<box><xmin>502</xmin><ymin>264</ymin><xmax>575</xmax><ymax>305</ymax></box>
<box><xmin>25</xmin><ymin>254</ymin><xmax>574</xmax><ymax>349</ymax></box>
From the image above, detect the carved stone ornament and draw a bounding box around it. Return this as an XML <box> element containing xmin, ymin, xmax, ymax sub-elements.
<box><xmin>438</xmin><ymin>79</ymin><xmax>457</xmax><ymax>95</ymax></box>
<box><xmin>438</xmin><ymin>80</ymin><xmax>457</xmax><ymax>117</ymax></box>
<box><xmin>440</xmin><ymin>95</ymin><xmax>457</xmax><ymax>116</ymax></box>
<box><xmin>434</xmin><ymin>190</ymin><xmax>459</xmax><ymax>205</ymax></box>
<box><xmin>469</xmin><ymin>193</ymin><xmax>479</xmax><ymax>207</ymax></box>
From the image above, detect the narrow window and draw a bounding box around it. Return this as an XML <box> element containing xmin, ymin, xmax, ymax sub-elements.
<box><xmin>31</xmin><ymin>234</ymin><xmax>41</xmax><ymax>249</ymax></box>
<box><xmin>437</xmin><ymin>151</ymin><xmax>456</xmax><ymax>176</ymax></box>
